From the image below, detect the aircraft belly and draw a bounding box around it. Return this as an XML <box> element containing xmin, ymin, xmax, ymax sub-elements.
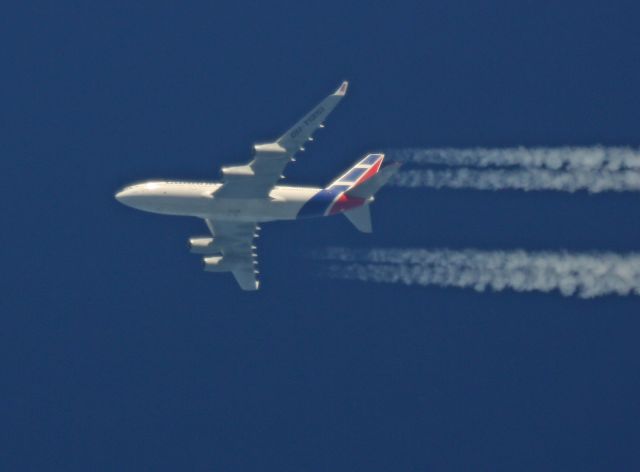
<box><xmin>130</xmin><ymin>196</ymin><xmax>210</xmax><ymax>217</ymax></box>
<box><xmin>205</xmin><ymin>198</ymin><xmax>305</xmax><ymax>221</ymax></box>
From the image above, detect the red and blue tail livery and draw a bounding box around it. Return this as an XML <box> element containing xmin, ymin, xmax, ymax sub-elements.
<box><xmin>298</xmin><ymin>153</ymin><xmax>393</xmax><ymax>218</ymax></box>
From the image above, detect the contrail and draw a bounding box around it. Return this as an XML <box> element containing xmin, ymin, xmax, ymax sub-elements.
<box><xmin>391</xmin><ymin>147</ymin><xmax>640</xmax><ymax>171</ymax></box>
<box><xmin>391</xmin><ymin>168</ymin><xmax>640</xmax><ymax>193</ymax></box>
<box><xmin>387</xmin><ymin>147</ymin><xmax>640</xmax><ymax>193</ymax></box>
<box><xmin>315</xmin><ymin>247</ymin><xmax>640</xmax><ymax>298</ymax></box>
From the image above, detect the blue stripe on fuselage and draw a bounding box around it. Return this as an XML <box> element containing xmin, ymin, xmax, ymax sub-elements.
<box><xmin>297</xmin><ymin>186</ymin><xmax>348</xmax><ymax>218</ymax></box>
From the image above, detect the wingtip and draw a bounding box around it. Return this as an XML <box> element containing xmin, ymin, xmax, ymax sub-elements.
<box><xmin>334</xmin><ymin>80</ymin><xmax>349</xmax><ymax>96</ymax></box>
<box><xmin>239</xmin><ymin>280</ymin><xmax>260</xmax><ymax>291</ymax></box>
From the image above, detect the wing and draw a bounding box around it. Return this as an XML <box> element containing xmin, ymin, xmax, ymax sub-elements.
<box><xmin>202</xmin><ymin>219</ymin><xmax>260</xmax><ymax>291</ymax></box>
<box><xmin>215</xmin><ymin>81</ymin><xmax>349</xmax><ymax>199</ymax></box>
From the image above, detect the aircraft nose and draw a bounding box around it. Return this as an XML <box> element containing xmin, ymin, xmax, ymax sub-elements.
<box><xmin>115</xmin><ymin>186</ymin><xmax>134</xmax><ymax>205</ymax></box>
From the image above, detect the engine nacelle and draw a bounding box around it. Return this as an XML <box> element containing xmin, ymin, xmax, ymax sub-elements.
<box><xmin>203</xmin><ymin>255</ymin><xmax>227</xmax><ymax>272</ymax></box>
<box><xmin>188</xmin><ymin>237</ymin><xmax>216</xmax><ymax>254</ymax></box>
<box><xmin>202</xmin><ymin>254</ymin><xmax>249</xmax><ymax>272</ymax></box>
<box><xmin>253</xmin><ymin>142</ymin><xmax>287</xmax><ymax>155</ymax></box>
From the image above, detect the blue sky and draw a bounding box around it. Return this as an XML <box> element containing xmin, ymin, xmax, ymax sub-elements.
<box><xmin>3</xmin><ymin>1</ymin><xmax>640</xmax><ymax>470</ymax></box>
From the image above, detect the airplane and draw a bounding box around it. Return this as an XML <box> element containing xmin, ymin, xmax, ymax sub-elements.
<box><xmin>115</xmin><ymin>81</ymin><xmax>400</xmax><ymax>290</ymax></box>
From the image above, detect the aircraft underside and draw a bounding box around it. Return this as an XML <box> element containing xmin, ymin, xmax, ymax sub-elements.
<box><xmin>115</xmin><ymin>81</ymin><xmax>400</xmax><ymax>290</ymax></box>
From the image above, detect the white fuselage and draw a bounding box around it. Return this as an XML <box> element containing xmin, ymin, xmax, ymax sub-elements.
<box><xmin>115</xmin><ymin>180</ymin><xmax>323</xmax><ymax>222</ymax></box>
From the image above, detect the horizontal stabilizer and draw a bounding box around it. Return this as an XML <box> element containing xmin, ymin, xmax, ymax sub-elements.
<box><xmin>343</xmin><ymin>204</ymin><xmax>372</xmax><ymax>233</ymax></box>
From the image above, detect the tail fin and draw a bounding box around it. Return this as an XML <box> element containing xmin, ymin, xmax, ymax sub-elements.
<box><xmin>297</xmin><ymin>153</ymin><xmax>397</xmax><ymax>222</ymax></box>
<box><xmin>327</xmin><ymin>153</ymin><xmax>386</xmax><ymax>191</ymax></box>
<box><xmin>345</xmin><ymin>161</ymin><xmax>401</xmax><ymax>199</ymax></box>
<box><xmin>324</xmin><ymin>153</ymin><xmax>401</xmax><ymax>232</ymax></box>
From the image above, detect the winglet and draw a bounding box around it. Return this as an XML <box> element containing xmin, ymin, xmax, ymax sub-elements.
<box><xmin>334</xmin><ymin>80</ymin><xmax>349</xmax><ymax>96</ymax></box>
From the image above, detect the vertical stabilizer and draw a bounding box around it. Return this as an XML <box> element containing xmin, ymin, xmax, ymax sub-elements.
<box><xmin>297</xmin><ymin>153</ymin><xmax>400</xmax><ymax>224</ymax></box>
<box><xmin>345</xmin><ymin>161</ymin><xmax>402</xmax><ymax>199</ymax></box>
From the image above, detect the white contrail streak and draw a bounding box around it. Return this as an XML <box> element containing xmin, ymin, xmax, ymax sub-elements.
<box><xmin>387</xmin><ymin>147</ymin><xmax>640</xmax><ymax>193</ymax></box>
<box><xmin>316</xmin><ymin>247</ymin><xmax>640</xmax><ymax>298</ymax></box>
<box><xmin>391</xmin><ymin>147</ymin><xmax>640</xmax><ymax>171</ymax></box>
<box><xmin>390</xmin><ymin>168</ymin><xmax>640</xmax><ymax>193</ymax></box>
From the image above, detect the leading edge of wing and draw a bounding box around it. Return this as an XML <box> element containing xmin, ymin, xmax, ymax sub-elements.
<box><xmin>275</xmin><ymin>80</ymin><xmax>348</xmax><ymax>154</ymax></box>
<box><xmin>215</xmin><ymin>81</ymin><xmax>349</xmax><ymax>200</ymax></box>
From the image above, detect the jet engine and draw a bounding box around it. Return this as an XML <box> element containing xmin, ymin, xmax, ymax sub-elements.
<box><xmin>202</xmin><ymin>254</ymin><xmax>250</xmax><ymax>272</ymax></box>
<box><xmin>202</xmin><ymin>255</ymin><xmax>227</xmax><ymax>272</ymax></box>
<box><xmin>188</xmin><ymin>237</ymin><xmax>216</xmax><ymax>254</ymax></box>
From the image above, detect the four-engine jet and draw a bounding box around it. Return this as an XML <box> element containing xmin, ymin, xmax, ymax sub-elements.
<box><xmin>115</xmin><ymin>82</ymin><xmax>399</xmax><ymax>290</ymax></box>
